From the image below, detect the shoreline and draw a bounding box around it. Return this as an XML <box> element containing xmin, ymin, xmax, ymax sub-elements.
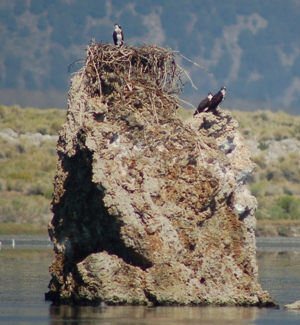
<box><xmin>1</xmin><ymin>220</ymin><xmax>299</xmax><ymax>237</ymax></box>
<box><xmin>256</xmin><ymin>219</ymin><xmax>300</xmax><ymax>237</ymax></box>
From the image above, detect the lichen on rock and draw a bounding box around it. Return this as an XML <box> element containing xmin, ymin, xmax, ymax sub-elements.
<box><xmin>45</xmin><ymin>43</ymin><xmax>276</xmax><ymax>307</ymax></box>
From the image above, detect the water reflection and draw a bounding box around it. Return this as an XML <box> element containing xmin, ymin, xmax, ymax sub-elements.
<box><xmin>256</xmin><ymin>237</ymin><xmax>300</xmax><ymax>252</ymax></box>
<box><xmin>49</xmin><ymin>305</ymin><xmax>263</xmax><ymax>325</ymax></box>
<box><xmin>0</xmin><ymin>236</ymin><xmax>300</xmax><ymax>325</ymax></box>
<box><xmin>257</xmin><ymin>251</ymin><xmax>300</xmax><ymax>307</ymax></box>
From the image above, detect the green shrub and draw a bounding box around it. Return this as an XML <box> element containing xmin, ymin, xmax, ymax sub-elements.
<box><xmin>252</xmin><ymin>155</ymin><xmax>266</xmax><ymax>169</ymax></box>
<box><xmin>274</xmin><ymin>196</ymin><xmax>300</xmax><ymax>219</ymax></box>
<box><xmin>269</xmin><ymin>205</ymin><xmax>285</xmax><ymax>220</ymax></box>
<box><xmin>251</xmin><ymin>181</ymin><xmax>267</xmax><ymax>197</ymax></box>
<box><xmin>6</xmin><ymin>179</ymin><xmax>26</xmax><ymax>192</ymax></box>
<box><xmin>253</xmin><ymin>111</ymin><xmax>269</xmax><ymax>121</ymax></box>
<box><xmin>7</xmin><ymin>172</ymin><xmax>32</xmax><ymax>180</ymax></box>
<box><xmin>265</xmin><ymin>183</ymin><xmax>283</xmax><ymax>196</ymax></box>
<box><xmin>257</xmin><ymin>141</ymin><xmax>269</xmax><ymax>150</ymax></box>
<box><xmin>278</xmin><ymin>153</ymin><xmax>300</xmax><ymax>183</ymax></box>
<box><xmin>0</xmin><ymin>195</ymin><xmax>51</xmax><ymax>224</ymax></box>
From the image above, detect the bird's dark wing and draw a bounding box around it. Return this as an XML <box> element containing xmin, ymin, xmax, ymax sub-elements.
<box><xmin>194</xmin><ymin>97</ymin><xmax>210</xmax><ymax>116</ymax></box>
<box><xmin>113</xmin><ymin>31</ymin><xmax>117</xmax><ymax>45</ymax></box>
<box><xmin>209</xmin><ymin>91</ymin><xmax>222</xmax><ymax>110</ymax></box>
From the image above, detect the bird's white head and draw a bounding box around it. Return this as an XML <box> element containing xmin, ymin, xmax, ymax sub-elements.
<box><xmin>221</xmin><ymin>87</ymin><xmax>226</xmax><ymax>97</ymax></box>
<box><xmin>114</xmin><ymin>24</ymin><xmax>122</xmax><ymax>33</ymax></box>
<box><xmin>207</xmin><ymin>93</ymin><xmax>213</xmax><ymax>100</ymax></box>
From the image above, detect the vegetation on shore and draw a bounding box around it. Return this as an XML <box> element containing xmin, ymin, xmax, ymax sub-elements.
<box><xmin>0</xmin><ymin>105</ymin><xmax>299</xmax><ymax>235</ymax></box>
<box><xmin>0</xmin><ymin>222</ymin><xmax>47</xmax><ymax>235</ymax></box>
<box><xmin>0</xmin><ymin>105</ymin><xmax>66</xmax><ymax>234</ymax></box>
<box><xmin>229</xmin><ymin>110</ymin><xmax>300</xmax><ymax>224</ymax></box>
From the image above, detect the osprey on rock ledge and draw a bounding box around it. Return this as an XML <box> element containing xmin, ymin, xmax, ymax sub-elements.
<box><xmin>113</xmin><ymin>24</ymin><xmax>124</xmax><ymax>46</ymax></box>
<box><xmin>209</xmin><ymin>86</ymin><xmax>226</xmax><ymax>111</ymax></box>
<box><xmin>194</xmin><ymin>92</ymin><xmax>213</xmax><ymax>116</ymax></box>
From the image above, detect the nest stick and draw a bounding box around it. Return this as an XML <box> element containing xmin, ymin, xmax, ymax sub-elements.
<box><xmin>178</xmin><ymin>53</ymin><xmax>213</xmax><ymax>76</ymax></box>
<box><xmin>177</xmin><ymin>63</ymin><xmax>198</xmax><ymax>90</ymax></box>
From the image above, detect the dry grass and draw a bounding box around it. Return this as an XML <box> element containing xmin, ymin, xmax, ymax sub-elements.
<box><xmin>0</xmin><ymin>105</ymin><xmax>66</xmax><ymax>135</ymax></box>
<box><xmin>0</xmin><ymin>105</ymin><xmax>65</xmax><ymax>233</ymax></box>
<box><xmin>0</xmin><ymin>222</ymin><xmax>47</xmax><ymax>235</ymax></box>
<box><xmin>231</xmin><ymin>109</ymin><xmax>300</xmax><ymax>141</ymax></box>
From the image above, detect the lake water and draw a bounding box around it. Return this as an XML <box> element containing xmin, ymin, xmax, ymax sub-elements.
<box><xmin>0</xmin><ymin>236</ymin><xmax>300</xmax><ymax>324</ymax></box>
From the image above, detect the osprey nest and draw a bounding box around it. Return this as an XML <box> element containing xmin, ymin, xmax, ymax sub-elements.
<box><xmin>78</xmin><ymin>43</ymin><xmax>185</xmax><ymax>112</ymax></box>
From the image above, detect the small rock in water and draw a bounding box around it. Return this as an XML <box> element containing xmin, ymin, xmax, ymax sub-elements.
<box><xmin>284</xmin><ymin>300</ymin><xmax>300</xmax><ymax>310</ymax></box>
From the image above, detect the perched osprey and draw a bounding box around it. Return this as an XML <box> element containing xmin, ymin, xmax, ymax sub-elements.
<box><xmin>194</xmin><ymin>92</ymin><xmax>213</xmax><ymax>116</ymax></box>
<box><xmin>113</xmin><ymin>23</ymin><xmax>124</xmax><ymax>46</ymax></box>
<box><xmin>209</xmin><ymin>86</ymin><xmax>226</xmax><ymax>110</ymax></box>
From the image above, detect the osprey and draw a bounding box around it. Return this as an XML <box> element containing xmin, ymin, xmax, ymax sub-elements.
<box><xmin>194</xmin><ymin>92</ymin><xmax>213</xmax><ymax>116</ymax></box>
<box><xmin>113</xmin><ymin>23</ymin><xmax>124</xmax><ymax>46</ymax></box>
<box><xmin>209</xmin><ymin>86</ymin><xmax>226</xmax><ymax>110</ymax></box>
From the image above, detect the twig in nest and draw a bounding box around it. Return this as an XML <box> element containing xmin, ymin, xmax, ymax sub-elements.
<box><xmin>178</xmin><ymin>53</ymin><xmax>213</xmax><ymax>76</ymax></box>
<box><xmin>88</xmin><ymin>45</ymin><xmax>102</xmax><ymax>96</ymax></box>
<box><xmin>149</xmin><ymin>94</ymin><xmax>159</xmax><ymax>125</ymax></box>
<box><xmin>178</xmin><ymin>98</ymin><xmax>196</xmax><ymax>109</ymax></box>
<box><xmin>177</xmin><ymin>63</ymin><xmax>198</xmax><ymax>90</ymax></box>
<box><xmin>77</xmin><ymin>43</ymin><xmax>186</xmax><ymax>116</ymax></box>
<box><xmin>68</xmin><ymin>59</ymin><xmax>85</xmax><ymax>73</ymax></box>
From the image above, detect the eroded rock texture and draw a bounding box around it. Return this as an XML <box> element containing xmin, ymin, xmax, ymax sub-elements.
<box><xmin>46</xmin><ymin>44</ymin><xmax>276</xmax><ymax>306</ymax></box>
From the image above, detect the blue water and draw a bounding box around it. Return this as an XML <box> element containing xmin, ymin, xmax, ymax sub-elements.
<box><xmin>0</xmin><ymin>236</ymin><xmax>299</xmax><ymax>324</ymax></box>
